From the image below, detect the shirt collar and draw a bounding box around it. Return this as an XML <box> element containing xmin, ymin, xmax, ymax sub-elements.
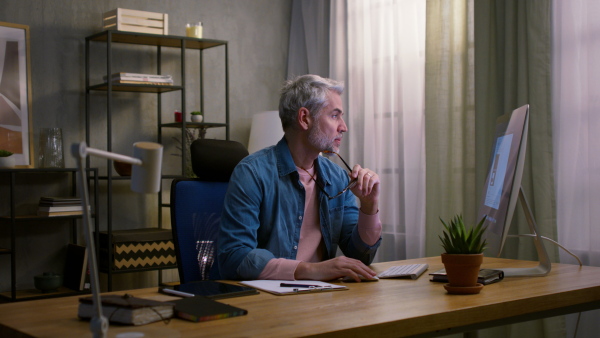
<box><xmin>275</xmin><ymin>137</ymin><xmax>332</xmax><ymax>186</ymax></box>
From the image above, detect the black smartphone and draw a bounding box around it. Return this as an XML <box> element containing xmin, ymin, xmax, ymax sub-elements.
<box><xmin>159</xmin><ymin>280</ymin><xmax>259</xmax><ymax>300</ymax></box>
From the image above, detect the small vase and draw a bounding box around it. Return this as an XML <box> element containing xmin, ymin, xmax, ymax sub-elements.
<box><xmin>441</xmin><ymin>253</ymin><xmax>484</xmax><ymax>294</ymax></box>
<box><xmin>0</xmin><ymin>156</ymin><xmax>15</xmax><ymax>168</ymax></box>
<box><xmin>191</xmin><ymin>115</ymin><xmax>203</xmax><ymax>123</ymax></box>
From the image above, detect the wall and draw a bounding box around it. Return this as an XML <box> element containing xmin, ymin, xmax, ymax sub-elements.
<box><xmin>0</xmin><ymin>0</ymin><xmax>291</xmax><ymax>293</ymax></box>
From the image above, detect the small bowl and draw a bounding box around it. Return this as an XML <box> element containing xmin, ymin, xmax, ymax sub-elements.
<box><xmin>113</xmin><ymin>161</ymin><xmax>132</xmax><ymax>176</ymax></box>
<box><xmin>34</xmin><ymin>272</ymin><xmax>62</xmax><ymax>293</ymax></box>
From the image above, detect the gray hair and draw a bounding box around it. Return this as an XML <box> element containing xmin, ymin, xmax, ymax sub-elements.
<box><xmin>278</xmin><ymin>74</ymin><xmax>344</xmax><ymax>131</ymax></box>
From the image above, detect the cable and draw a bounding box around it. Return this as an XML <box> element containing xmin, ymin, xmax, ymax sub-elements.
<box><xmin>573</xmin><ymin>311</ymin><xmax>581</xmax><ymax>338</ymax></box>
<box><xmin>507</xmin><ymin>234</ymin><xmax>583</xmax><ymax>266</ymax></box>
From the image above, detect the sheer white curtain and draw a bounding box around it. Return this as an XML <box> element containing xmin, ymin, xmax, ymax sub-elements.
<box><xmin>331</xmin><ymin>0</ymin><xmax>426</xmax><ymax>261</ymax></box>
<box><xmin>553</xmin><ymin>0</ymin><xmax>600</xmax><ymax>336</ymax></box>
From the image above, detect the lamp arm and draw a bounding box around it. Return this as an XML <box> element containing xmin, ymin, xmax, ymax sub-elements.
<box><xmin>82</xmin><ymin>146</ymin><xmax>143</xmax><ymax>166</ymax></box>
<box><xmin>72</xmin><ymin>142</ymin><xmax>108</xmax><ymax>338</ymax></box>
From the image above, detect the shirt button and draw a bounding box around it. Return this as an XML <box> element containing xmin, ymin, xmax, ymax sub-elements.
<box><xmin>299</xmin><ymin>216</ymin><xmax>303</xmax><ymax>220</ymax></box>
<box><xmin>294</xmin><ymin>246</ymin><xmax>298</xmax><ymax>250</ymax></box>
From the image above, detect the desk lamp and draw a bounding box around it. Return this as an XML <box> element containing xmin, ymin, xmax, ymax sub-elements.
<box><xmin>72</xmin><ymin>141</ymin><xmax>163</xmax><ymax>338</ymax></box>
<box><xmin>247</xmin><ymin>110</ymin><xmax>284</xmax><ymax>154</ymax></box>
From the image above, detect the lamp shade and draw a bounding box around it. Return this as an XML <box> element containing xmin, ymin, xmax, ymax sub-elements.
<box><xmin>131</xmin><ymin>142</ymin><xmax>163</xmax><ymax>194</ymax></box>
<box><xmin>247</xmin><ymin>111</ymin><xmax>284</xmax><ymax>154</ymax></box>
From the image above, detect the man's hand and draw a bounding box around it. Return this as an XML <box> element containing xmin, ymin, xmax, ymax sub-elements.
<box><xmin>294</xmin><ymin>256</ymin><xmax>377</xmax><ymax>282</ymax></box>
<box><xmin>349</xmin><ymin>165</ymin><xmax>380</xmax><ymax>215</ymax></box>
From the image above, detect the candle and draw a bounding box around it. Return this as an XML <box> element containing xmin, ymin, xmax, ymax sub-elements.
<box><xmin>186</xmin><ymin>22</ymin><xmax>203</xmax><ymax>38</ymax></box>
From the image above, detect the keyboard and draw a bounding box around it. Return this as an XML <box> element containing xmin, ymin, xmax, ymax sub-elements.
<box><xmin>377</xmin><ymin>264</ymin><xmax>429</xmax><ymax>280</ymax></box>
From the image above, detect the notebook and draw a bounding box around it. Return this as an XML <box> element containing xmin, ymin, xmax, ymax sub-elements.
<box><xmin>173</xmin><ymin>296</ymin><xmax>248</xmax><ymax>322</ymax></box>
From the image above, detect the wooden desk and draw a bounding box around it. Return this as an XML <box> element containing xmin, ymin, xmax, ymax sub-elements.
<box><xmin>1</xmin><ymin>257</ymin><xmax>599</xmax><ymax>337</ymax></box>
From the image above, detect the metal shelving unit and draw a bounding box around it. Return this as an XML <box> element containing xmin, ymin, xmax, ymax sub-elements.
<box><xmin>85</xmin><ymin>30</ymin><xmax>229</xmax><ymax>290</ymax></box>
<box><xmin>0</xmin><ymin>168</ymin><xmax>98</xmax><ymax>302</ymax></box>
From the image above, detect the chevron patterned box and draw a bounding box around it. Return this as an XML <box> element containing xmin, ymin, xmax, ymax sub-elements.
<box><xmin>98</xmin><ymin>228</ymin><xmax>177</xmax><ymax>271</ymax></box>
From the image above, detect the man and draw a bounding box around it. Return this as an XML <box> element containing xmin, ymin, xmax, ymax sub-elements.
<box><xmin>217</xmin><ymin>74</ymin><xmax>382</xmax><ymax>281</ymax></box>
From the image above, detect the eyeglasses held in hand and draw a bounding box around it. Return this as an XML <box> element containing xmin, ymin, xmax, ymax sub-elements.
<box><xmin>300</xmin><ymin>151</ymin><xmax>358</xmax><ymax>200</ymax></box>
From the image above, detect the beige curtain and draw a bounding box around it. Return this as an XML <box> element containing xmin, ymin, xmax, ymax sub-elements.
<box><xmin>424</xmin><ymin>0</ymin><xmax>476</xmax><ymax>256</ymax></box>
<box><xmin>426</xmin><ymin>0</ymin><xmax>563</xmax><ymax>337</ymax></box>
<box><xmin>474</xmin><ymin>0</ymin><xmax>558</xmax><ymax>266</ymax></box>
<box><xmin>287</xmin><ymin>0</ymin><xmax>331</xmax><ymax>78</ymax></box>
<box><xmin>553</xmin><ymin>1</ymin><xmax>600</xmax><ymax>336</ymax></box>
<box><xmin>332</xmin><ymin>0</ymin><xmax>427</xmax><ymax>261</ymax></box>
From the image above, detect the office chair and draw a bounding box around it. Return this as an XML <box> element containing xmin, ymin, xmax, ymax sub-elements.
<box><xmin>170</xmin><ymin>139</ymin><xmax>248</xmax><ymax>283</ymax></box>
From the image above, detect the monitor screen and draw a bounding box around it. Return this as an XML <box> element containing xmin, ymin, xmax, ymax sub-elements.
<box><xmin>478</xmin><ymin>104</ymin><xmax>529</xmax><ymax>257</ymax></box>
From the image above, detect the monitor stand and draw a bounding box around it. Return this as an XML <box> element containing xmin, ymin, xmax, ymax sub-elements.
<box><xmin>500</xmin><ymin>187</ymin><xmax>552</xmax><ymax>277</ymax></box>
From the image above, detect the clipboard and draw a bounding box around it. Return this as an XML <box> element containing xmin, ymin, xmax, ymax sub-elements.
<box><xmin>239</xmin><ymin>280</ymin><xmax>347</xmax><ymax>296</ymax></box>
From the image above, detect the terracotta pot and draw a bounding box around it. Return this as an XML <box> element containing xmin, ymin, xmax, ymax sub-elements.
<box><xmin>441</xmin><ymin>253</ymin><xmax>483</xmax><ymax>287</ymax></box>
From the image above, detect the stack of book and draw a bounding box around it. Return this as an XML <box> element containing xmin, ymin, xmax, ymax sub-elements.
<box><xmin>38</xmin><ymin>197</ymin><xmax>84</xmax><ymax>217</ymax></box>
<box><xmin>78</xmin><ymin>294</ymin><xmax>176</xmax><ymax>325</ymax></box>
<box><xmin>103</xmin><ymin>72</ymin><xmax>174</xmax><ymax>85</ymax></box>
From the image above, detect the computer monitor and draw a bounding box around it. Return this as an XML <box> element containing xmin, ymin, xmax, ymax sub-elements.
<box><xmin>477</xmin><ymin>104</ymin><xmax>551</xmax><ymax>277</ymax></box>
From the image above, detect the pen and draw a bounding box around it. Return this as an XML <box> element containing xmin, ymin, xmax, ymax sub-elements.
<box><xmin>280</xmin><ymin>283</ymin><xmax>325</xmax><ymax>288</ymax></box>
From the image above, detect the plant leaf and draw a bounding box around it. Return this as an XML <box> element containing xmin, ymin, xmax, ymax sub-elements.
<box><xmin>438</xmin><ymin>214</ymin><xmax>488</xmax><ymax>254</ymax></box>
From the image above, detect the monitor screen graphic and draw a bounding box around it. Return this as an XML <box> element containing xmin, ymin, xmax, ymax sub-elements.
<box><xmin>484</xmin><ymin>133</ymin><xmax>513</xmax><ymax>211</ymax></box>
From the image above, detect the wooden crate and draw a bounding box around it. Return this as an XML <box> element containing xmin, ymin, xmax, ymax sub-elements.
<box><xmin>103</xmin><ymin>8</ymin><xmax>169</xmax><ymax>35</ymax></box>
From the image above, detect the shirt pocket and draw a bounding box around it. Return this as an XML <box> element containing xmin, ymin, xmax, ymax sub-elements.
<box><xmin>327</xmin><ymin>205</ymin><xmax>344</xmax><ymax>244</ymax></box>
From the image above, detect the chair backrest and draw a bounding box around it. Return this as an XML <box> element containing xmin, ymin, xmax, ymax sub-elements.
<box><xmin>170</xmin><ymin>139</ymin><xmax>248</xmax><ymax>283</ymax></box>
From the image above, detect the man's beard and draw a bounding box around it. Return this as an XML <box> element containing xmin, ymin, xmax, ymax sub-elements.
<box><xmin>308</xmin><ymin>122</ymin><xmax>340</xmax><ymax>152</ymax></box>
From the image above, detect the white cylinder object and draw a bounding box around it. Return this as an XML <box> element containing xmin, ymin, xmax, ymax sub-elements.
<box><xmin>247</xmin><ymin>110</ymin><xmax>284</xmax><ymax>154</ymax></box>
<box><xmin>131</xmin><ymin>142</ymin><xmax>163</xmax><ymax>194</ymax></box>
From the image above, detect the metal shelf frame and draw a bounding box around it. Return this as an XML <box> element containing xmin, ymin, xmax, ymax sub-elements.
<box><xmin>84</xmin><ymin>30</ymin><xmax>229</xmax><ymax>290</ymax></box>
<box><xmin>0</xmin><ymin>167</ymin><xmax>98</xmax><ymax>302</ymax></box>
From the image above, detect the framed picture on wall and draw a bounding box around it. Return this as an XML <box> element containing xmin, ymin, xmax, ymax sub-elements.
<box><xmin>0</xmin><ymin>21</ymin><xmax>33</xmax><ymax>167</ymax></box>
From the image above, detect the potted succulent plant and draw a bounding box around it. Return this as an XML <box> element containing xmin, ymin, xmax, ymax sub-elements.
<box><xmin>190</xmin><ymin>111</ymin><xmax>203</xmax><ymax>123</ymax></box>
<box><xmin>0</xmin><ymin>150</ymin><xmax>15</xmax><ymax>168</ymax></box>
<box><xmin>439</xmin><ymin>214</ymin><xmax>487</xmax><ymax>294</ymax></box>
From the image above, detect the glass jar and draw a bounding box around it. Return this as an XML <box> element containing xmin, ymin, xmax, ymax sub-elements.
<box><xmin>38</xmin><ymin>128</ymin><xmax>64</xmax><ymax>168</ymax></box>
<box><xmin>186</xmin><ymin>22</ymin><xmax>203</xmax><ymax>38</ymax></box>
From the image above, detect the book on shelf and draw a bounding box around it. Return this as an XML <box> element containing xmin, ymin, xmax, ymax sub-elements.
<box><xmin>172</xmin><ymin>296</ymin><xmax>248</xmax><ymax>322</ymax></box>
<box><xmin>38</xmin><ymin>202</ymin><xmax>82</xmax><ymax>208</ymax></box>
<box><xmin>38</xmin><ymin>205</ymin><xmax>84</xmax><ymax>213</ymax></box>
<box><xmin>38</xmin><ymin>210</ymin><xmax>84</xmax><ymax>217</ymax></box>
<box><xmin>39</xmin><ymin>196</ymin><xmax>82</xmax><ymax>204</ymax></box>
<box><xmin>63</xmin><ymin>243</ymin><xmax>88</xmax><ymax>291</ymax></box>
<box><xmin>109</xmin><ymin>79</ymin><xmax>174</xmax><ymax>85</ymax></box>
<box><xmin>38</xmin><ymin>197</ymin><xmax>86</xmax><ymax>216</ymax></box>
<box><xmin>78</xmin><ymin>294</ymin><xmax>175</xmax><ymax>325</ymax></box>
<box><xmin>103</xmin><ymin>72</ymin><xmax>173</xmax><ymax>83</ymax></box>
<box><xmin>105</xmin><ymin>72</ymin><xmax>173</xmax><ymax>79</ymax></box>
<box><xmin>429</xmin><ymin>268</ymin><xmax>505</xmax><ymax>285</ymax></box>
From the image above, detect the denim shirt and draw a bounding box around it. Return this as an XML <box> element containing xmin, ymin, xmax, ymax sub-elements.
<box><xmin>217</xmin><ymin>138</ymin><xmax>381</xmax><ymax>280</ymax></box>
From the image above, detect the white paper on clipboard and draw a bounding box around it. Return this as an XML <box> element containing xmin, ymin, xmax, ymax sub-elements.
<box><xmin>239</xmin><ymin>280</ymin><xmax>347</xmax><ymax>296</ymax></box>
